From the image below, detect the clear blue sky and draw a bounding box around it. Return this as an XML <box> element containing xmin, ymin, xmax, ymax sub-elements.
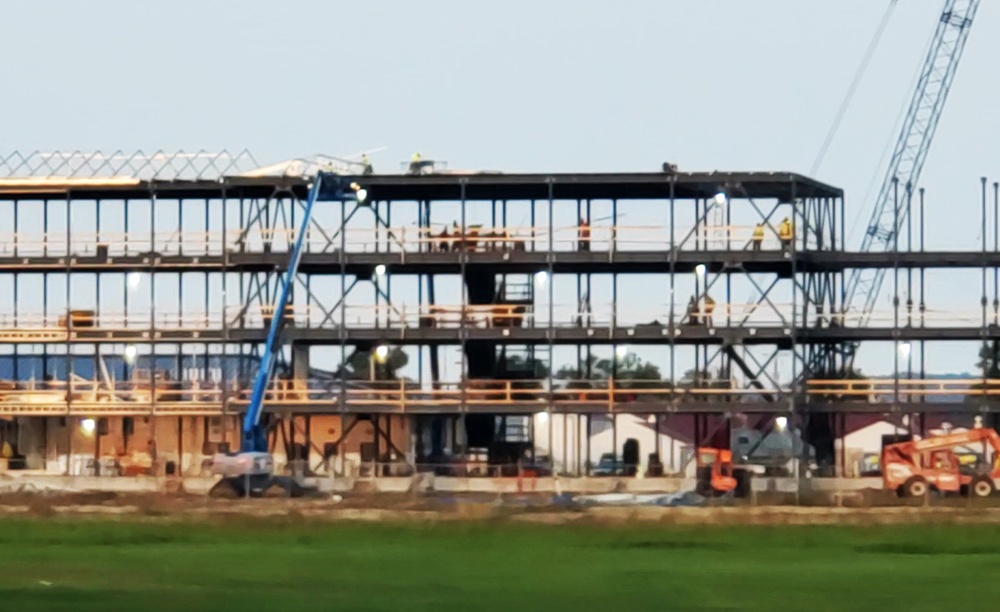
<box><xmin>1</xmin><ymin>0</ymin><xmax>998</xmax><ymax>380</ymax></box>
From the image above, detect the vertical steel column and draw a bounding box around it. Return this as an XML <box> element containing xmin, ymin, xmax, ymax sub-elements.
<box><xmin>547</xmin><ymin>179</ymin><xmax>555</xmax><ymax>466</ymax></box>
<box><xmin>386</xmin><ymin>201</ymin><xmax>392</xmax><ymax>325</ymax></box>
<box><xmin>982</xmin><ymin>178</ymin><xmax>989</xmax><ymax>332</ymax></box>
<box><xmin>64</xmin><ymin>194</ymin><xmax>73</xmax><ymax>425</ymax></box>
<box><xmin>585</xmin><ymin>199</ymin><xmax>592</xmax><ymax>373</ymax></box>
<box><xmin>668</xmin><ymin>178</ymin><xmax>676</xmax><ymax>403</ymax></box>
<box><xmin>918</xmin><ymin>188</ymin><xmax>925</xmax><ymax>380</ymax></box>
<box><xmin>178</xmin><ymin>198</ymin><xmax>184</xmax><ymax>376</ymax></box>
<box><xmin>339</xmin><ymin>197</ymin><xmax>347</xmax><ymax>415</ymax></box>
<box><xmin>892</xmin><ymin>179</ymin><xmax>900</xmax><ymax>408</ymax></box>
<box><xmin>221</xmin><ymin>188</ymin><xmax>230</xmax><ymax>418</ymax></box>
<box><xmin>905</xmin><ymin>184</ymin><xmax>913</xmax><ymax>420</ymax></box>
<box><xmin>839</xmin><ymin>194</ymin><xmax>846</xmax><ymax>353</ymax></box>
<box><xmin>42</xmin><ymin>199</ymin><xmax>49</xmax><ymax>379</ymax></box>
<box><xmin>11</xmin><ymin>200</ymin><xmax>17</xmax><ymax>381</ymax></box>
<box><xmin>575</xmin><ymin>199</ymin><xmax>582</xmax><ymax>370</ymax></box>
<box><xmin>981</xmin><ymin>178</ymin><xmax>989</xmax><ymax>394</ymax></box>
<box><xmin>905</xmin><ymin>185</ymin><xmax>913</xmax><ymax>329</ymax></box>
<box><xmin>459</xmin><ymin>180</ymin><xmax>467</xmax><ymax>453</ymax></box>
<box><xmin>417</xmin><ymin>201</ymin><xmax>425</xmax><ymax>388</ymax></box>
<box><xmin>203</xmin><ymin>198</ymin><xmax>211</xmax><ymax>386</ymax></box>
<box><xmin>788</xmin><ymin>182</ymin><xmax>800</xmax><ymax>487</ymax></box>
<box><xmin>238</xmin><ymin>198</ymin><xmax>248</xmax><ymax>381</ymax></box>
<box><xmin>994</xmin><ymin>182</ymin><xmax>999</xmax><ymax>326</ymax></box>
<box><xmin>725</xmin><ymin>193</ymin><xmax>732</xmax><ymax>331</ymax></box>
<box><xmin>147</xmin><ymin>192</ymin><xmax>157</xmax><ymax>454</ymax></box>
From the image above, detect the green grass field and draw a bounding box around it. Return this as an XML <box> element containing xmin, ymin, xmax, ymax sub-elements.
<box><xmin>1</xmin><ymin>517</ymin><xmax>998</xmax><ymax>611</ymax></box>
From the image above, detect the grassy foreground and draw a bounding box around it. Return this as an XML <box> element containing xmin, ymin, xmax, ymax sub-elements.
<box><xmin>0</xmin><ymin>517</ymin><xmax>998</xmax><ymax>611</ymax></box>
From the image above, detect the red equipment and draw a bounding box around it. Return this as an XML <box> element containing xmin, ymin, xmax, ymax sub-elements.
<box><xmin>695</xmin><ymin>448</ymin><xmax>751</xmax><ymax>497</ymax></box>
<box><xmin>882</xmin><ymin>427</ymin><xmax>1000</xmax><ymax>498</ymax></box>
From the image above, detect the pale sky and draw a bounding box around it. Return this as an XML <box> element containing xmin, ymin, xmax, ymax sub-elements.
<box><xmin>1</xmin><ymin>0</ymin><xmax>998</xmax><ymax>381</ymax></box>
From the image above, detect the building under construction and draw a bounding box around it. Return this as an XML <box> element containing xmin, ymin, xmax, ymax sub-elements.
<box><xmin>0</xmin><ymin>151</ymin><xmax>998</xmax><ymax>481</ymax></box>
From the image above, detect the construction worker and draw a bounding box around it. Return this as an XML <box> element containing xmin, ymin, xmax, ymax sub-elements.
<box><xmin>578</xmin><ymin>217</ymin><xmax>591</xmax><ymax>251</ymax></box>
<box><xmin>437</xmin><ymin>226</ymin><xmax>451</xmax><ymax>252</ymax></box>
<box><xmin>703</xmin><ymin>294</ymin><xmax>716</xmax><ymax>328</ymax></box>
<box><xmin>361</xmin><ymin>153</ymin><xmax>373</xmax><ymax>175</ymax></box>
<box><xmin>686</xmin><ymin>296</ymin><xmax>700</xmax><ymax>325</ymax></box>
<box><xmin>408</xmin><ymin>152</ymin><xmax>422</xmax><ymax>175</ymax></box>
<box><xmin>752</xmin><ymin>223</ymin><xmax>765</xmax><ymax>251</ymax></box>
<box><xmin>778</xmin><ymin>217</ymin><xmax>793</xmax><ymax>251</ymax></box>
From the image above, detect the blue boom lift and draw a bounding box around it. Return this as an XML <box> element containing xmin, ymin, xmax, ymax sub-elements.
<box><xmin>210</xmin><ymin>172</ymin><xmax>364</xmax><ymax>497</ymax></box>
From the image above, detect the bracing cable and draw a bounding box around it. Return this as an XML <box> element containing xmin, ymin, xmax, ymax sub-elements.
<box><xmin>810</xmin><ymin>0</ymin><xmax>898</xmax><ymax>177</ymax></box>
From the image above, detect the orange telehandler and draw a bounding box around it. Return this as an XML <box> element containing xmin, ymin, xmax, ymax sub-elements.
<box><xmin>883</xmin><ymin>427</ymin><xmax>1000</xmax><ymax>498</ymax></box>
<box><xmin>695</xmin><ymin>448</ymin><xmax>752</xmax><ymax>498</ymax></box>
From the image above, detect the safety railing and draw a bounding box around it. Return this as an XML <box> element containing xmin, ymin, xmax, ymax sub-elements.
<box><xmin>0</xmin><ymin>224</ymin><xmax>798</xmax><ymax>259</ymax></box>
<box><xmin>1</xmin><ymin>377</ymin><xmax>999</xmax><ymax>415</ymax></box>
<box><xmin>235</xmin><ymin>223</ymin><xmax>792</xmax><ymax>254</ymax></box>
<box><xmin>0</xmin><ymin>311</ymin><xmax>226</xmax><ymax>331</ymax></box>
<box><xmin>806</xmin><ymin>378</ymin><xmax>1000</xmax><ymax>396</ymax></box>
<box><xmin>335</xmin><ymin>301</ymin><xmax>799</xmax><ymax>329</ymax></box>
<box><xmin>0</xmin><ymin>303</ymin><xmax>994</xmax><ymax>336</ymax></box>
<box><xmin>0</xmin><ymin>380</ymin><xmax>225</xmax><ymax>415</ymax></box>
<box><xmin>0</xmin><ymin>231</ymin><xmax>225</xmax><ymax>258</ymax></box>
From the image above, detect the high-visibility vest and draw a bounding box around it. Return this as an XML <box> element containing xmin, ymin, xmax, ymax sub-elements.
<box><xmin>752</xmin><ymin>225</ymin><xmax>765</xmax><ymax>240</ymax></box>
<box><xmin>779</xmin><ymin>221</ymin><xmax>792</xmax><ymax>240</ymax></box>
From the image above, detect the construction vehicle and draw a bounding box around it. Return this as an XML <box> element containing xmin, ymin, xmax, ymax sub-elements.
<box><xmin>209</xmin><ymin>172</ymin><xmax>361</xmax><ymax>497</ymax></box>
<box><xmin>695</xmin><ymin>447</ymin><xmax>751</xmax><ymax>498</ymax></box>
<box><xmin>883</xmin><ymin>427</ymin><xmax>1000</xmax><ymax>498</ymax></box>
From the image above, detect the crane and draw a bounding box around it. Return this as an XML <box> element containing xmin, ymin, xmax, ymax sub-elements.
<box><xmin>843</xmin><ymin>0</ymin><xmax>980</xmax><ymax>366</ymax></box>
<box><xmin>210</xmin><ymin>171</ymin><xmax>365</xmax><ymax>497</ymax></box>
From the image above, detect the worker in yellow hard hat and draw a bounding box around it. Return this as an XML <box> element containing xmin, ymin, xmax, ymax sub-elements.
<box><xmin>408</xmin><ymin>152</ymin><xmax>422</xmax><ymax>175</ymax></box>
<box><xmin>751</xmin><ymin>223</ymin><xmax>765</xmax><ymax>251</ymax></box>
<box><xmin>778</xmin><ymin>217</ymin><xmax>793</xmax><ymax>252</ymax></box>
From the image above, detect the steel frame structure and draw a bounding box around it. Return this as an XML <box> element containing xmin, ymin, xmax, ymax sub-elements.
<box><xmin>1</xmin><ymin>168</ymin><xmax>999</xmax><ymax>477</ymax></box>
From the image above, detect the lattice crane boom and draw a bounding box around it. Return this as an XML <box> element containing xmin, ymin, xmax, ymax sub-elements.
<box><xmin>844</xmin><ymin>0</ymin><xmax>980</xmax><ymax>344</ymax></box>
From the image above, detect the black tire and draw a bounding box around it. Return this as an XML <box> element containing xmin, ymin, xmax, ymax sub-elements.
<box><xmin>969</xmin><ymin>477</ymin><xmax>994</xmax><ymax>498</ymax></box>
<box><xmin>271</xmin><ymin>475</ymin><xmax>309</xmax><ymax>498</ymax></box>
<box><xmin>903</xmin><ymin>476</ymin><xmax>929</xmax><ymax>498</ymax></box>
<box><xmin>733</xmin><ymin>468</ymin><xmax>752</xmax><ymax>498</ymax></box>
<box><xmin>208</xmin><ymin>479</ymin><xmax>242</xmax><ymax>499</ymax></box>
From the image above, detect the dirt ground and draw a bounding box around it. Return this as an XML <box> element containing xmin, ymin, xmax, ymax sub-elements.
<box><xmin>4</xmin><ymin>487</ymin><xmax>1000</xmax><ymax>525</ymax></box>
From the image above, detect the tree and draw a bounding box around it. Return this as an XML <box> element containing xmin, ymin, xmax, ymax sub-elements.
<box><xmin>808</xmin><ymin>366</ymin><xmax>871</xmax><ymax>403</ymax></box>
<box><xmin>502</xmin><ymin>353</ymin><xmax>549</xmax><ymax>378</ymax></box>
<box><xmin>554</xmin><ymin>353</ymin><xmax>663</xmax><ymax>382</ymax></box>
<box><xmin>553</xmin><ymin>354</ymin><xmax>669</xmax><ymax>402</ymax></box>
<box><xmin>967</xmin><ymin>342</ymin><xmax>1000</xmax><ymax>420</ymax></box>
<box><xmin>976</xmin><ymin>341</ymin><xmax>1000</xmax><ymax>377</ymax></box>
<box><xmin>345</xmin><ymin>348</ymin><xmax>409</xmax><ymax>381</ymax></box>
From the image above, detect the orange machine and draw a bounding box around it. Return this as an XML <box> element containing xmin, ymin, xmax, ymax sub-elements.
<box><xmin>883</xmin><ymin>427</ymin><xmax>1000</xmax><ymax>498</ymax></box>
<box><xmin>695</xmin><ymin>448</ymin><xmax>750</xmax><ymax>497</ymax></box>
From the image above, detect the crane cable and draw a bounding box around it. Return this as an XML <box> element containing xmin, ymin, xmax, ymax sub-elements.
<box><xmin>810</xmin><ymin>0</ymin><xmax>898</xmax><ymax>177</ymax></box>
